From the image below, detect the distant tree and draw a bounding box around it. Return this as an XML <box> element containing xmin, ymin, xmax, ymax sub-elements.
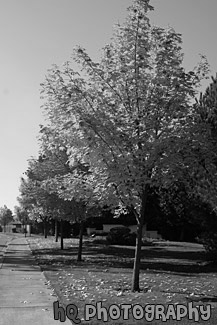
<box><xmin>38</xmin><ymin>129</ymin><xmax>103</xmax><ymax>260</ymax></box>
<box><xmin>18</xmin><ymin>174</ymin><xmax>58</xmax><ymax>239</ymax></box>
<box><xmin>18</xmin><ymin>141</ymin><xmax>101</xmax><ymax>256</ymax></box>
<box><xmin>0</xmin><ymin>205</ymin><xmax>13</xmax><ymax>232</ymax></box>
<box><xmin>14</xmin><ymin>205</ymin><xmax>29</xmax><ymax>235</ymax></box>
<box><xmin>14</xmin><ymin>205</ymin><xmax>28</xmax><ymax>223</ymax></box>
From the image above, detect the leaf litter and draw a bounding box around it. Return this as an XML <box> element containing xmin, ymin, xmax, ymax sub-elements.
<box><xmin>28</xmin><ymin>237</ymin><xmax>217</xmax><ymax>324</ymax></box>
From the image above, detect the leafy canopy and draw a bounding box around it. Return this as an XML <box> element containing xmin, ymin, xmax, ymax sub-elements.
<box><xmin>40</xmin><ymin>0</ymin><xmax>208</xmax><ymax>217</ymax></box>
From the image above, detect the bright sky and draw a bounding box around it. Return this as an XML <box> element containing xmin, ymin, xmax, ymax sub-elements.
<box><xmin>0</xmin><ymin>0</ymin><xmax>216</xmax><ymax>212</ymax></box>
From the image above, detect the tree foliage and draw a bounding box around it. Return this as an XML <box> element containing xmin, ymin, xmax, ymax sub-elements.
<box><xmin>0</xmin><ymin>205</ymin><xmax>13</xmax><ymax>230</ymax></box>
<box><xmin>191</xmin><ymin>73</ymin><xmax>217</xmax><ymax>256</ymax></box>
<box><xmin>39</xmin><ymin>0</ymin><xmax>209</xmax><ymax>291</ymax></box>
<box><xmin>14</xmin><ymin>205</ymin><xmax>29</xmax><ymax>224</ymax></box>
<box><xmin>18</xmin><ymin>153</ymin><xmax>69</xmax><ymax>239</ymax></box>
<box><xmin>18</xmin><ymin>141</ymin><xmax>100</xmax><ymax>256</ymax></box>
<box><xmin>192</xmin><ymin>73</ymin><xmax>217</xmax><ymax>212</ymax></box>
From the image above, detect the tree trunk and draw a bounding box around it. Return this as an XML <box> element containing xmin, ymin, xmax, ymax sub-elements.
<box><xmin>131</xmin><ymin>187</ymin><xmax>148</xmax><ymax>292</ymax></box>
<box><xmin>44</xmin><ymin>219</ymin><xmax>47</xmax><ymax>239</ymax></box>
<box><xmin>60</xmin><ymin>219</ymin><xmax>64</xmax><ymax>250</ymax></box>
<box><xmin>55</xmin><ymin>219</ymin><xmax>58</xmax><ymax>242</ymax></box>
<box><xmin>77</xmin><ymin>220</ymin><xmax>84</xmax><ymax>262</ymax></box>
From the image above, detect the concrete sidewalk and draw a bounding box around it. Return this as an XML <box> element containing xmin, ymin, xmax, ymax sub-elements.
<box><xmin>0</xmin><ymin>237</ymin><xmax>72</xmax><ymax>325</ymax></box>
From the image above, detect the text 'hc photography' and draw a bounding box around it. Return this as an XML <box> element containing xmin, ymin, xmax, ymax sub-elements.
<box><xmin>53</xmin><ymin>301</ymin><xmax>211</xmax><ymax>323</ymax></box>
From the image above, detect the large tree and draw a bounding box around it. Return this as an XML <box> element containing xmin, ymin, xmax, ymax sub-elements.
<box><xmin>188</xmin><ymin>74</ymin><xmax>217</xmax><ymax>254</ymax></box>
<box><xmin>192</xmin><ymin>73</ymin><xmax>217</xmax><ymax>211</ymax></box>
<box><xmin>40</xmin><ymin>0</ymin><xmax>209</xmax><ymax>291</ymax></box>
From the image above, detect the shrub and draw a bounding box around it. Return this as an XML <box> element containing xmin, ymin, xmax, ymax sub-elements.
<box><xmin>198</xmin><ymin>232</ymin><xmax>217</xmax><ymax>262</ymax></box>
<box><xmin>92</xmin><ymin>238</ymin><xmax>108</xmax><ymax>245</ymax></box>
<box><xmin>123</xmin><ymin>232</ymin><xmax>137</xmax><ymax>246</ymax></box>
<box><xmin>106</xmin><ymin>227</ymin><xmax>136</xmax><ymax>246</ymax></box>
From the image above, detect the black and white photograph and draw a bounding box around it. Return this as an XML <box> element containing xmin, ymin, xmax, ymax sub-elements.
<box><xmin>0</xmin><ymin>1</ymin><xmax>217</xmax><ymax>324</ymax></box>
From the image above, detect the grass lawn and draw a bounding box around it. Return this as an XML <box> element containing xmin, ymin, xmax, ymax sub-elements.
<box><xmin>27</xmin><ymin>236</ymin><xmax>217</xmax><ymax>324</ymax></box>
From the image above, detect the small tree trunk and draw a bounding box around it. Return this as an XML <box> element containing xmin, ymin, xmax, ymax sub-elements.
<box><xmin>44</xmin><ymin>219</ymin><xmax>48</xmax><ymax>239</ymax></box>
<box><xmin>131</xmin><ymin>187</ymin><xmax>148</xmax><ymax>292</ymax></box>
<box><xmin>51</xmin><ymin>219</ymin><xmax>55</xmax><ymax>236</ymax></box>
<box><xmin>60</xmin><ymin>219</ymin><xmax>64</xmax><ymax>250</ymax></box>
<box><xmin>55</xmin><ymin>219</ymin><xmax>58</xmax><ymax>242</ymax></box>
<box><xmin>77</xmin><ymin>220</ymin><xmax>84</xmax><ymax>262</ymax></box>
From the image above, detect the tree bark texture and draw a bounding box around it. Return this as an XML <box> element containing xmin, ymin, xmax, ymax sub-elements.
<box><xmin>60</xmin><ymin>219</ymin><xmax>64</xmax><ymax>250</ymax></box>
<box><xmin>131</xmin><ymin>187</ymin><xmax>149</xmax><ymax>292</ymax></box>
<box><xmin>44</xmin><ymin>218</ymin><xmax>47</xmax><ymax>239</ymax></box>
<box><xmin>55</xmin><ymin>219</ymin><xmax>58</xmax><ymax>242</ymax></box>
<box><xmin>77</xmin><ymin>220</ymin><xmax>84</xmax><ymax>262</ymax></box>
